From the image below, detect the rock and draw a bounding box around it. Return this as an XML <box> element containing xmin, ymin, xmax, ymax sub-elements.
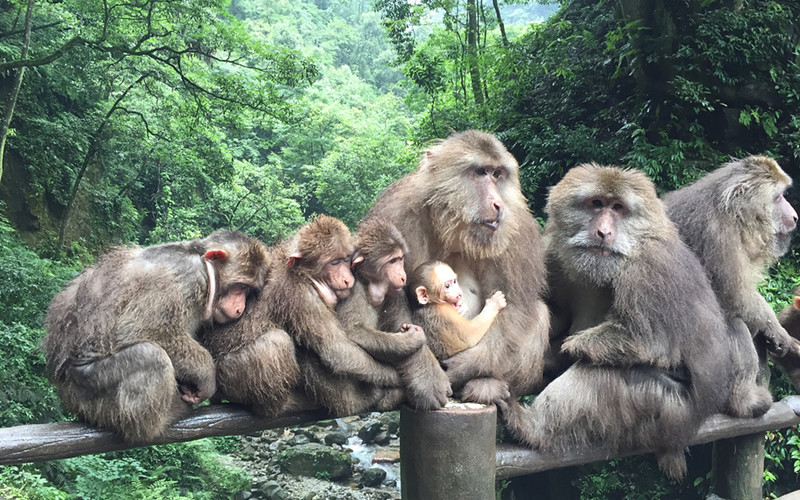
<box><xmin>233</xmin><ymin>491</ymin><xmax>252</xmax><ymax>500</ymax></box>
<box><xmin>377</xmin><ymin>412</ymin><xmax>399</xmax><ymax>435</ymax></box>
<box><xmin>254</xmin><ymin>479</ymin><xmax>289</xmax><ymax>500</ymax></box>
<box><xmin>324</xmin><ymin>431</ymin><xmax>349</xmax><ymax>446</ymax></box>
<box><xmin>371</xmin><ymin>450</ymin><xmax>400</xmax><ymax>464</ymax></box>
<box><xmin>360</xmin><ymin>467</ymin><xmax>387</xmax><ymax>487</ymax></box>
<box><xmin>276</xmin><ymin>443</ymin><xmax>353</xmax><ymax>481</ymax></box>
<box><xmin>372</xmin><ymin>432</ymin><xmax>391</xmax><ymax>446</ymax></box>
<box><xmin>357</xmin><ymin>420</ymin><xmax>383</xmax><ymax>444</ymax></box>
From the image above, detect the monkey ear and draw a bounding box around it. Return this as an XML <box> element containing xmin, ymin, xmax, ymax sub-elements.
<box><xmin>415</xmin><ymin>286</ymin><xmax>430</xmax><ymax>305</ymax></box>
<box><xmin>288</xmin><ymin>252</ymin><xmax>303</xmax><ymax>269</ymax></box>
<box><xmin>351</xmin><ymin>255</ymin><xmax>365</xmax><ymax>268</ymax></box>
<box><xmin>204</xmin><ymin>250</ymin><xmax>228</xmax><ymax>262</ymax></box>
<box><xmin>793</xmin><ymin>296</ymin><xmax>800</xmax><ymax>310</ymax></box>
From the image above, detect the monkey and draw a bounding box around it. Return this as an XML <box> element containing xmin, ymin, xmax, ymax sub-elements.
<box><xmin>409</xmin><ymin>260</ymin><xmax>507</xmax><ymax>360</ymax></box>
<box><xmin>335</xmin><ymin>217</ymin><xmax>452</xmax><ymax>411</ymax></box>
<box><xmin>198</xmin><ymin>245</ymin><xmax>303</xmax><ymax>416</ymax></box>
<box><xmin>365</xmin><ymin>129</ymin><xmax>550</xmax><ymax>404</ymax></box>
<box><xmin>778</xmin><ymin>287</ymin><xmax>800</xmax><ymax>389</ymax></box>
<box><xmin>663</xmin><ymin>155</ymin><xmax>799</xmax><ymax>417</ymax></box>
<box><xmin>41</xmin><ymin>230</ymin><xmax>269</xmax><ymax>442</ymax></box>
<box><xmin>497</xmin><ymin>164</ymin><xmax>736</xmax><ymax>481</ymax></box>
<box><xmin>261</xmin><ymin>215</ymin><xmax>415</xmax><ymax>416</ymax></box>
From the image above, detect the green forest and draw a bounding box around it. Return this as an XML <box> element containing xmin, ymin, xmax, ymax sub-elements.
<box><xmin>2</xmin><ymin>0</ymin><xmax>800</xmax><ymax>497</ymax></box>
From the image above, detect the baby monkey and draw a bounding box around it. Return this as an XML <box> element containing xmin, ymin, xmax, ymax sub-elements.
<box><xmin>410</xmin><ymin>261</ymin><xmax>506</xmax><ymax>360</ymax></box>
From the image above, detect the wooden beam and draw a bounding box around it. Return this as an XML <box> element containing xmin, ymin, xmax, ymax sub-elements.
<box><xmin>2</xmin><ymin>395</ymin><xmax>800</xmax><ymax>474</ymax></box>
<box><xmin>0</xmin><ymin>404</ymin><xmax>329</xmax><ymax>465</ymax></box>
<box><xmin>495</xmin><ymin>395</ymin><xmax>800</xmax><ymax>479</ymax></box>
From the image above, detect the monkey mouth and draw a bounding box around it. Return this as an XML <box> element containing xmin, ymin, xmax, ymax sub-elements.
<box><xmin>478</xmin><ymin>218</ymin><xmax>500</xmax><ymax>230</ymax></box>
<box><xmin>581</xmin><ymin>245</ymin><xmax>621</xmax><ymax>257</ymax></box>
<box><xmin>332</xmin><ymin>287</ymin><xmax>352</xmax><ymax>298</ymax></box>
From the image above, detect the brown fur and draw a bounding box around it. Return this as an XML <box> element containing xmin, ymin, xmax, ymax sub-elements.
<box><xmin>663</xmin><ymin>155</ymin><xmax>798</xmax><ymax>415</ymax></box>
<box><xmin>366</xmin><ymin>130</ymin><xmax>550</xmax><ymax>404</ymax></box>
<box><xmin>500</xmin><ymin>164</ymin><xmax>734</xmax><ymax>481</ymax></box>
<box><xmin>262</xmin><ymin>216</ymin><xmax>407</xmax><ymax>416</ymax></box>
<box><xmin>778</xmin><ymin>288</ymin><xmax>800</xmax><ymax>389</ymax></box>
<box><xmin>409</xmin><ymin>261</ymin><xmax>502</xmax><ymax>359</ymax></box>
<box><xmin>199</xmin><ymin>243</ymin><xmax>301</xmax><ymax>417</ymax></box>
<box><xmin>42</xmin><ymin>231</ymin><xmax>269</xmax><ymax>442</ymax></box>
<box><xmin>335</xmin><ymin>218</ymin><xmax>452</xmax><ymax>411</ymax></box>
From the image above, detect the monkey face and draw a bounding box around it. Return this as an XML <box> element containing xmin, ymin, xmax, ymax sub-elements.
<box><xmin>380</xmin><ymin>248</ymin><xmax>407</xmax><ymax>296</ymax></box>
<box><xmin>213</xmin><ymin>283</ymin><xmax>252</xmax><ymax>324</ymax></box>
<box><xmin>772</xmin><ymin>190</ymin><xmax>797</xmax><ymax>256</ymax></box>
<box><xmin>433</xmin><ymin>264</ymin><xmax>465</xmax><ymax>312</ymax></box>
<box><xmin>324</xmin><ymin>255</ymin><xmax>356</xmax><ymax>300</ymax></box>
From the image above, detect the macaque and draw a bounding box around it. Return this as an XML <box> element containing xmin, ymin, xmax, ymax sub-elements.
<box><xmin>499</xmin><ymin>164</ymin><xmax>735</xmax><ymax>480</ymax></box>
<box><xmin>778</xmin><ymin>287</ymin><xmax>800</xmax><ymax>388</ymax></box>
<box><xmin>366</xmin><ymin>130</ymin><xmax>549</xmax><ymax>404</ymax></box>
<box><xmin>262</xmin><ymin>215</ymin><xmax>410</xmax><ymax>416</ymax></box>
<box><xmin>410</xmin><ymin>260</ymin><xmax>507</xmax><ymax>359</ymax></box>
<box><xmin>663</xmin><ymin>155</ymin><xmax>799</xmax><ymax>416</ymax></box>
<box><xmin>336</xmin><ymin>217</ymin><xmax>451</xmax><ymax>410</ymax></box>
<box><xmin>42</xmin><ymin>231</ymin><xmax>269</xmax><ymax>441</ymax></box>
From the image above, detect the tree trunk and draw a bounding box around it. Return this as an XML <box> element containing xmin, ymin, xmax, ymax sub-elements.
<box><xmin>492</xmin><ymin>0</ymin><xmax>508</xmax><ymax>47</ymax></box>
<box><xmin>466</xmin><ymin>0</ymin><xmax>484</xmax><ymax>107</ymax></box>
<box><xmin>57</xmin><ymin>74</ymin><xmax>149</xmax><ymax>252</ymax></box>
<box><xmin>0</xmin><ymin>0</ymin><xmax>35</xmax><ymax>185</ymax></box>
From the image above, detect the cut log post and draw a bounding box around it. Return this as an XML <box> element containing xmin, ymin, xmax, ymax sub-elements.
<box><xmin>400</xmin><ymin>402</ymin><xmax>497</xmax><ymax>500</ymax></box>
<box><xmin>709</xmin><ymin>348</ymin><xmax>771</xmax><ymax>500</ymax></box>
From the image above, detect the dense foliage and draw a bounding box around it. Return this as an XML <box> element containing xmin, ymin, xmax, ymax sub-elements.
<box><xmin>2</xmin><ymin>0</ymin><xmax>800</xmax><ymax>497</ymax></box>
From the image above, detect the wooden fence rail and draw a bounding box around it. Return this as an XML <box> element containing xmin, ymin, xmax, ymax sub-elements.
<box><xmin>2</xmin><ymin>396</ymin><xmax>800</xmax><ymax>499</ymax></box>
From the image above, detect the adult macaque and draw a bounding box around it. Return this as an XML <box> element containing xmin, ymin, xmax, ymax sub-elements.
<box><xmin>366</xmin><ymin>130</ymin><xmax>549</xmax><ymax>403</ymax></box>
<box><xmin>778</xmin><ymin>288</ymin><xmax>800</xmax><ymax>389</ymax></box>
<box><xmin>199</xmin><ymin>245</ymin><xmax>302</xmax><ymax>416</ymax></box>
<box><xmin>499</xmin><ymin>164</ymin><xmax>735</xmax><ymax>480</ymax></box>
<box><xmin>263</xmin><ymin>215</ymin><xmax>412</xmax><ymax>416</ymax></box>
<box><xmin>409</xmin><ymin>260</ymin><xmax>507</xmax><ymax>360</ymax></box>
<box><xmin>42</xmin><ymin>231</ymin><xmax>269</xmax><ymax>442</ymax></box>
<box><xmin>663</xmin><ymin>155</ymin><xmax>798</xmax><ymax>416</ymax></box>
<box><xmin>336</xmin><ymin>217</ymin><xmax>451</xmax><ymax>410</ymax></box>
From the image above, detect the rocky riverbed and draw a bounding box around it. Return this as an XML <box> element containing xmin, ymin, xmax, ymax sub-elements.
<box><xmin>229</xmin><ymin>412</ymin><xmax>403</xmax><ymax>500</ymax></box>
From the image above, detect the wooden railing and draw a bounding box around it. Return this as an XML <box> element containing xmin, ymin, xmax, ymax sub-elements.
<box><xmin>2</xmin><ymin>396</ymin><xmax>800</xmax><ymax>499</ymax></box>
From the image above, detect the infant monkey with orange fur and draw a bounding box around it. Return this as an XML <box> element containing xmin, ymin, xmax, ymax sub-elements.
<box><xmin>409</xmin><ymin>261</ymin><xmax>506</xmax><ymax>360</ymax></box>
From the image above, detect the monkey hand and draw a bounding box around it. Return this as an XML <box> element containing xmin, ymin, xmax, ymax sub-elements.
<box><xmin>398</xmin><ymin>324</ymin><xmax>427</xmax><ymax>351</ymax></box>
<box><xmin>763</xmin><ymin>322</ymin><xmax>793</xmax><ymax>358</ymax></box>
<box><xmin>398</xmin><ymin>348</ymin><xmax>451</xmax><ymax>410</ymax></box>
<box><xmin>173</xmin><ymin>352</ymin><xmax>217</xmax><ymax>406</ymax></box>
<box><xmin>486</xmin><ymin>291</ymin><xmax>507</xmax><ymax>312</ymax></box>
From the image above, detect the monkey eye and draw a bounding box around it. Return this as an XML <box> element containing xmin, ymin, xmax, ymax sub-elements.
<box><xmin>329</xmin><ymin>258</ymin><xmax>342</xmax><ymax>266</ymax></box>
<box><xmin>493</xmin><ymin>169</ymin><xmax>503</xmax><ymax>179</ymax></box>
<box><xmin>589</xmin><ymin>199</ymin><xmax>604</xmax><ymax>209</ymax></box>
<box><xmin>475</xmin><ymin>166</ymin><xmax>487</xmax><ymax>176</ymax></box>
<box><xmin>611</xmin><ymin>202</ymin><xmax>625</xmax><ymax>212</ymax></box>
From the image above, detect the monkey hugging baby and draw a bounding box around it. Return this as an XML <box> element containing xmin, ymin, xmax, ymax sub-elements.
<box><xmin>42</xmin><ymin>130</ymin><xmax>800</xmax><ymax>482</ymax></box>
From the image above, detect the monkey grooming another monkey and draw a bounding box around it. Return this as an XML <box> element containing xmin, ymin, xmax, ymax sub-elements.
<box><xmin>366</xmin><ymin>129</ymin><xmax>549</xmax><ymax>404</ymax></box>
<box><xmin>499</xmin><ymin>164</ymin><xmax>735</xmax><ymax>481</ymax></box>
<box><xmin>335</xmin><ymin>217</ymin><xmax>451</xmax><ymax>410</ymax></box>
<box><xmin>663</xmin><ymin>155</ymin><xmax>799</xmax><ymax>417</ymax></box>
<box><xmin>263</xmin><ymin>215</ymin><xmax>412</xmax><ymax>416</ymax></box>
<box><xmin>409</xmin><ymin>260</ymin><xmax>507</xmax><ymax>360</ymax></box>
<box><xmin>42</xmin><ymin>231</ymin><xmax>269</xmax><ymax>442</ymax></box>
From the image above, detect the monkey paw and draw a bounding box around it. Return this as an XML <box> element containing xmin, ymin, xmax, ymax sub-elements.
<box><xmin>459</xmin><ymin>377</ymin><xmax>510</xmax><ymax>405</ymax></box>
<box><xmin>763</xmin><ymin>325</ymin><xmax>792</xmax><ymax>358</ymax></box>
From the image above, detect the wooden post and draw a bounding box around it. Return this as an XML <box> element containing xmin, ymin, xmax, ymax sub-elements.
<box><xmin>710</xmin><ymin>343</ymin><xmax>770</xmax><ymax>500</ymax></box>
<box><xmin>400</xmin><ymin>402</ymin><xmax>497</xmax><ymax>500</ymax></box>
